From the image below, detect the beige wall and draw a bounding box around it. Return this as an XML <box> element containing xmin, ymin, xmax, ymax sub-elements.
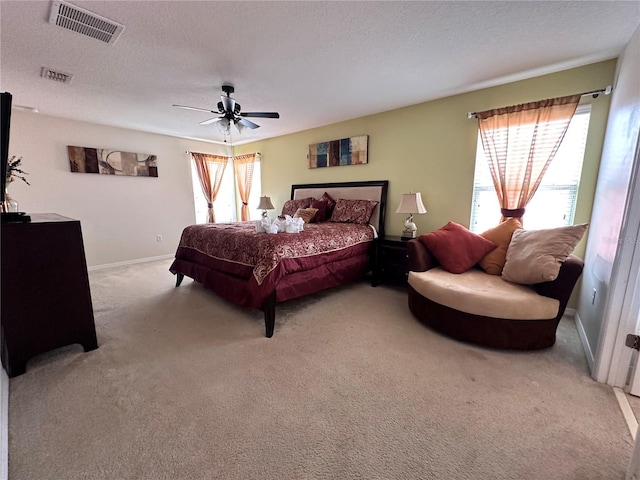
<box><xmin>8</xmin><ymin>111</ymin><xmax>226</xmax><ymax>267</ymax></box>
<box><xmin>236</xmin><ymin>60</ymin><xmax>616</xmax><ymax>260</ymax></box>
<box><xmin>7</xmin><ymin>61</ymin><xmax>616</xmax><ymax>270</ymax></box>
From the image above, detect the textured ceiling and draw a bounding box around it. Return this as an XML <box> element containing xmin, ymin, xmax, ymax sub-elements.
<box><xmin>1</xmin><ymin>1</ymin><xmax>639</xmax><ymax>145</ymax></box>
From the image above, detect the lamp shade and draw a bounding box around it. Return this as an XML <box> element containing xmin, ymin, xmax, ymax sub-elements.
<box><xmin>257</xmin><ymin>196</ymin><xmax>274</xmax><ymax>210</ymax></box>
<box><xmin>395</xmin><ymin>192</ymin><xmax>427</xmax><ymax>214</ymax></box>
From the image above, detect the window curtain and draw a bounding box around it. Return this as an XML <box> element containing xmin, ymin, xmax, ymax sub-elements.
<box><xmin>233</xmin><ymin>152</ymin><xmax>260</xmax><ymax>221</ymax></box>
<box><xmin>191</xmin><ymin>152</ymin><xmax>229</xmax><ymax>223</ymax></box>
<box><xmin>476</xmin><ymin>94</ymin><xmax>581</xmax><ymax>223</ymax></box>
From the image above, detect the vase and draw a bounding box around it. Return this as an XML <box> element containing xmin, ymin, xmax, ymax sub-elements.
<box><xmin>3</xmin><ymin>188</ymin><xmax>19</xmax><ymax>213</ymax></box>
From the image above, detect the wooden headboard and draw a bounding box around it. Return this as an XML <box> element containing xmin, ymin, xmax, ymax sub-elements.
<box><xmin>291</xmin><ymin>180</ymin><xmax>389</xmax><ymax>238</ymax></box>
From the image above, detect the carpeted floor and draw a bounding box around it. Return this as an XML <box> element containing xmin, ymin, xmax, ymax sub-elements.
<box><xmin>8</xmin><ymin>259</ymin><xmax>633</xmax><ymax>479</ymax></box>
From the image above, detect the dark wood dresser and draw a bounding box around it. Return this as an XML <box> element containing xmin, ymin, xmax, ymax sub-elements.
<box><xmin>1</xmin><ymin>213</ymin><xmax>98</xmax><ymax>377</ymax></box>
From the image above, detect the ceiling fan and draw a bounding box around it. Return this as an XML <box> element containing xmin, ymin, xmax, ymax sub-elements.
<box><xmin>173</xmin><ymin>85</ymin><xmax>280</xmax><ymax>134</ymax></box>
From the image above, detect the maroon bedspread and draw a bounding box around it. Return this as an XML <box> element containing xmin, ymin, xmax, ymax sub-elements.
<box><xmin>170</xmin><ymin>221</ymin><xmax>375</xmax><ymax>307</ymax></box>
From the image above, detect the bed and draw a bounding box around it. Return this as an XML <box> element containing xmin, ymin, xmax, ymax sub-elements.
<box><xmin>170</xmin><ymin>180</ymin><xmax>388</xmax><ymax>337</ymax></box>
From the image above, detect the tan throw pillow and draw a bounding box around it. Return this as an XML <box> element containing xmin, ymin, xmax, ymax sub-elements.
<box><xmin>479</xmin><ymin>218</ymin><xmax>523</xmax><ymax>275</ymax></box>
<box><xmin>502</xmin><ymin>224</ymin><xmax>588</xmax><ymax>284</ymax></box>
<box><xmin>293</xmin><ymin>207</ymin><xmax>318</xmax><ymax>224</ymax></box>
<box><xmin>281</xmin><ymin>198</ymin><xmax>313</xmax><ymax>217</ymax></box>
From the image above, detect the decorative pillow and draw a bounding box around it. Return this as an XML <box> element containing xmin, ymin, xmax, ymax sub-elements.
<box><xmin>478</xmin><ymin>218</ymin><xmax>523</xmax><ymax>275</ymax></box>
<box><xmin>502</xmin><ymin>223</ymin><xmax>588</xmax><ymax>284</ymax></box>
<box><xmin>281</xmin><ymin>197</ymin><xmax>312</xmax><ymax>217</ymax></box>
<box><xmin>310</xmin><ymin>199</ymin><xmax>329</xmax><ymax>223</ymax></box>
<box><xmin>293</xmin><ymin>207</ymin><xmax>318</xmax><ymax>224</ymax></box>
<box><xmin>329</xmin><ymin>198</ymin><xmax>378</xmax><ymax>225</ymax></box>
<box><xmin>320</xmin><ymin>191</ymin><xmax>337</xmax><ymax>216</ymax></box>
<box><xmin>418</xmin><ymin>221</ymin><xmax>498</xmax><ymax>274</ymax></box>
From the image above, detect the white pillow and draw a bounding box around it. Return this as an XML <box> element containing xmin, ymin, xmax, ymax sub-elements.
<box><xmin>502</xmin><ymin>224</ymin><xmax>588</xmax><ymax>284</ymax></box>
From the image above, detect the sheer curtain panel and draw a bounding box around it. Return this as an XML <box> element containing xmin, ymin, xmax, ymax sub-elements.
<box><xmin>233</xmin><ymin>153</ymin><xmax>259</xmax><ymax>221</ymax></box>
<box><xmin>476</xmin><ymin>94</ymin><xmax>581</xmax><ymax>223</ymax></box>
<box><xmin>191</xmin><ymin>152</ymin><xmax>229</xmax><ymax>223</ymax></box>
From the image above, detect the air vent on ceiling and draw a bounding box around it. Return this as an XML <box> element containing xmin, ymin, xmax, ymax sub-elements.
<box><xmin>41</xmin><ymin>67</ymin><xmax>73</xmax><ymax>84</ymax></box>
<box><xmin>49</xmin><ymin>1</ymin><xmax>124</xmax><ymax>45</ymax></box>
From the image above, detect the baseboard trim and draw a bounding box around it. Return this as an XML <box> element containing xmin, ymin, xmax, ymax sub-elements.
<box><xmin>88</xmin><ymin>254</ymin><xmax>174</xmax><ymax>272</ymax></box>
<box><xmin>575</xmin><ymin>310</ymin><xmax>595</xmax><ymax>374</ymax></box>
<box><xmin>1</xmin><ymin>368</ymin><xmax>8</xmax><ymax>480</ymax></box>
<box><xmin>614</xmin><ymin>386</ymin><xmax>638</xmax><ymax>440</ymax></box>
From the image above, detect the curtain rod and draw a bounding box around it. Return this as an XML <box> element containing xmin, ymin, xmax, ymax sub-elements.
<box><xmin>466</xmin><ymin>85</ymin><xmax>612</xmax><ymax>119</ymax></box>
<box><xmin>185</xmin><ymin>151</ymin><xmax>261</xmax><ymax>154</ymax></box>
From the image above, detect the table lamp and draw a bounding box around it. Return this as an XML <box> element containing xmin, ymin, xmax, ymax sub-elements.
<box><xmin>395</xmin><ymin>192</ymin><xmax>427</xmax><ymax>239</ymax></box>
<box><xmin>257</xmin><ymin>196</ymin><xmax>275</xmax><ymax>218</ymax></box>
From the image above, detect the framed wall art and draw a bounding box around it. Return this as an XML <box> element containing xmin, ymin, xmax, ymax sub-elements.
<box><xmin>308</xmin><ymin>135</ymin><xmax>368</xmax><ymax>169</ymax></box>
<box><xmin>67</xmin><ymin>146</ymin><xmax>158</xmax><ymax>177</ymax></box>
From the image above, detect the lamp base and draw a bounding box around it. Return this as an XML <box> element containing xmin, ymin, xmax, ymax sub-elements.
<box><xmin>400</xmin><ymin>229</ymin><xmax>417</xmax><ymax>240</ymax></box>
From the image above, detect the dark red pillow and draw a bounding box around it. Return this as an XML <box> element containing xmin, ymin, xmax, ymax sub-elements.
<box><xmin>320</xmin><ymin>191</ymin><xmax>336</xmax><ymax>216</ymax></box>
<box><xmin>418</xmin><ymin>222</ymin><xmax>497</xmax><ymax>274</ymax></box>
<box><xmin>310</xmin><ymin>199</ymin><xmax>329</xmax><ymax>222</ymax></box>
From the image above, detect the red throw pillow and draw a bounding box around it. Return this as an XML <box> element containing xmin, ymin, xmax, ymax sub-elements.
<box><xmin>419</xmin><ymin>221</ymin><xmax>498</xmax><ymax>274</ymax></box>
<box><xmin>320</xmin><ymin>191</ymin><xmax>337</xmax><ymax>216</ymax></box>
<box><xmin>310</xmin><ymin>199</ymin><xmax>329</xmax><ymax>222</ymax></box>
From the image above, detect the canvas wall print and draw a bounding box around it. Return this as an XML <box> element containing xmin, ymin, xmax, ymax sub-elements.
<box><xmin>68</xmin><ymin>146</ymin><xmax>158</xmax><ymax>177</ymax></box>
<box><xmin>308</xmin><ymin>135</ymin><xmax>368</xmax><ymax>168</ymax></box>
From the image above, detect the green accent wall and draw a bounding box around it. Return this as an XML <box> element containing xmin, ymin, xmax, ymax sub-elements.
<box><xmin>235</xmin><ymin>60</ymin><xmax>616</xmax><ymax>260</ymax></box>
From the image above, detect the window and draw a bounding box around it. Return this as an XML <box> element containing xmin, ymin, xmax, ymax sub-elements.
<box><xmin>469</xmin><ymin>105</ymin><xmax>591</xmax><ymax>233</ymax></box>
<box><xmin>191</xmin><ymin>156</ymin><xmax>262</xmax><ymax>224</ymax></box>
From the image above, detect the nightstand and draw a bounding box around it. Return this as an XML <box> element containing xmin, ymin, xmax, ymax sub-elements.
<box><xmin>372</xmin><ymin>235</ymin><xmax>410</xmax><ymax>286</ymax></box>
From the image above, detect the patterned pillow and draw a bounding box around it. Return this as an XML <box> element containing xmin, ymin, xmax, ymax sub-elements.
<box><xmin>310</xmin><ymin>199</ymin><xmax>329</xmax><ymax>222</ymax></box>
<box><xmin>329</xmin><ymin>198</ymin><xmax>378</xmax><ymax>225</ymax></box>
<box><xmin>293</xmin><ymin>208</ymin><xmax>318</xmax><ymax>224</ymax></box>
<box><xmin>320</xmin><ymin>192</ymin><xmax>337</xmax><ymax>216</ymax></box>
<box><xmin>281</xmin><ymin>197</ymin><xmax>312</xmax><ymax>217</ymax></box>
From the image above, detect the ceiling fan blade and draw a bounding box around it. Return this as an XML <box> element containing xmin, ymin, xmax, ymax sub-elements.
<box><xmin>241</xmin><ymin>112</ymin><xmax>280</xmax><ymax>119</ymax></box>
<box><xmin>173</xmin><ymin>104</ymin><xmax>216</xmax><ymax>113</ymax></box>
<box><xmin>238</xmin><ymin>118</ymin><xmax>260</xmax><ymax>129</ymax></box>
<box><xmin>220</xmin><ymin>96</ymin><xmax>236</xmax><ymax>113</ymax></box>
<box><xmin>199</xmin><ymin>117</ymin><xmax>222</xmax><ymax>125</ymax></box>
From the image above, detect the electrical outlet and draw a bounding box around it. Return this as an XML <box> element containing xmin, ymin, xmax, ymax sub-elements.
<box><xmin>156</xmin><ymin>235</ymin><xmax>162</xmax><ymax>243</ymax></box>
<box><xmin>591</xmin><ymin>288</ymin><xmax>597</xmax><ymax>305</ymax></box>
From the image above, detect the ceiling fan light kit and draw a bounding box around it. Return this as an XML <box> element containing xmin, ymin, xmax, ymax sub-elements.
<box><xmin>235</xmin><ymin>120</ymin><xmax>247</xmax><ymax>134</ymax></box>
<box><xmin>216</xmin><ymin>117</ymin><xmax>231</xmax><ymax>134</ymax></box>
<box><xmin>174</xmin><ymin>85</ymin><xmax>279</xmax><ymax>137</ymax></box>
